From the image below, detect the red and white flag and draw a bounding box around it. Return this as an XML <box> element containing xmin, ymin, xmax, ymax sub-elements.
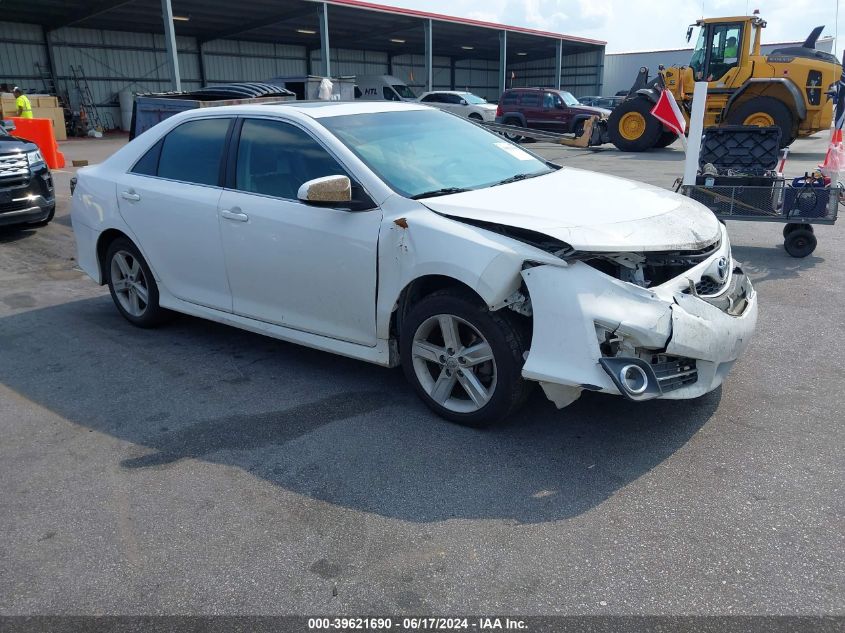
<box><xmin>650</xmin><ymin>88</ymin><xmax>687</xmax><ymax>148</ymax></box>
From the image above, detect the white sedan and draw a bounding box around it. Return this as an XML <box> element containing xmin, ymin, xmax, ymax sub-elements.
<box><xmin>71</xmin><ymin>101</ymin><xmax>757</xmax><ymax>426</ymax></box>
<box><xmin>417</xmin><ymin>91</ymin><xmax>498</xmax><ymax>122</ymax></box>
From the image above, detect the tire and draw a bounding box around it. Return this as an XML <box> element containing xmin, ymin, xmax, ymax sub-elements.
<box><xmin>783</xmin><ymin>229</ymin><xmax>817</xmax><ymax>258</ymax></box>
<box><xmin>400</xmin><ymin>288</ymin><xmax>532</xmax><ymax>427</ymax></box>
<box><xmin>783</xmin><ymin>222</ymin><xmax>813</xmax><ymax>238</ymax></box>
<box><xmin>468</xmin><ymin>113</ymin><xmax>483</xmax><ymax>122</ymax></box>
<box><xmin>502</xmin><ymin>117</ymin><xmax>524</xmax><ymax>142</ymax></box>
<box><xmin>607</xmin><ymin>97</ymin><xmax>663</xmax><ymax>152</ymax></box>
<box><xmin>28</xmin><ymin>204</ymin><xmax>55</xmax><ymax>227</ymax></box>
<box><xmin>727</xmin><ymin>96</ymin><xmax>795</xmax><ymax>148</ymax></box>
<box><xmin>105</xmin><ymin>238</ymin><xmax>170</xmax><ymax>328</ymax></box>
<box><xmin>654</xmin><ymin>130</ymin><xmax>678</xmax><ymax>148</ymax></box>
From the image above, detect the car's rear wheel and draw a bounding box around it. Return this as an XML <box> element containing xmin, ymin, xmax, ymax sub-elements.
<box><xmin>105</xmin><ymin>238</ymin><xmax>170</xmax><ymax>328</ymax></box>
<box><xmin>400</xmin><ymin>289</ymin><xmax>532</xmax><ymax>427</ymax></box>
<box><xmin>502</xmin><ymin>118</ymin><xmax>524</xmax><ymax>142</ymax></box>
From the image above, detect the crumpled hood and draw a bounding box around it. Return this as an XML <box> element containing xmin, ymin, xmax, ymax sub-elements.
<box><xmin>422</xmin><ymin>166</ymin><xmax>721</xmax><ymax>252</ymax></box>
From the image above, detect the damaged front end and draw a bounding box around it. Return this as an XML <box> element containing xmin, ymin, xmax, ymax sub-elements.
<box><xmin>519</xmin><ymin>224</ymin><xmax>757</xmax><ymax>408</ymax></box>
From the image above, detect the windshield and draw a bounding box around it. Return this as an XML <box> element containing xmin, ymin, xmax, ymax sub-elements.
<box><xmin>393</xmin><ymin>84</ymin><xmax>417</xmax><ymax>99</ymax></box>
<box><xmin>559</xmin><ymin>91</ymin><xmax>580</xmax><ymax>106</ymax></box>
<box><xmin>463</xmin><ymin>93</ymin><xmax>488</xmax><ymax>105</ymax></box>
<box><xmin>321</xmin><ymin>109</ymin><xmax>553</xmax><ymax>199</ymax></box>
<box><xmin>690</xmin><ymin>27</ymin><xmax>706</xmax><ymax>77</ymax></box>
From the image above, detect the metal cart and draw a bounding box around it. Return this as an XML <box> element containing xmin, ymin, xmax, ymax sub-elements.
<box><xmin>679</xmin><ymin>125</ymin><xmax>840</xmax><ymax>258</ymax></box>
<box><xmin>681</xmin><ymin>180</ymin><xmax>841</xmax><ymax>257</ymax></box>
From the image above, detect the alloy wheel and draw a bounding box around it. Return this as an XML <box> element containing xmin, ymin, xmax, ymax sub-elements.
<box><xmin>110</xmin><ymin>250</ymin><xmax>149</xmax><ymax>317</ymax></box>
<box><xmin>411</xmin><ymin>314</ymin><xmax>498</xmax><ymax>413</ymax></box>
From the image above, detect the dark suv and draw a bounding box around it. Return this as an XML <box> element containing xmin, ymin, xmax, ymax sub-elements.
<box><xmin>0</xmin><ymin>122</ymin><xmax>55</xmax><ymax>227</ymax></box>
<box><xmin>495</xmin><ymin>88</ymin><xmax>610</xmax><ymax>140</ymax></box>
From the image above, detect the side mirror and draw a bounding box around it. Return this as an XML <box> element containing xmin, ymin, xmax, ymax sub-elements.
<box><xmin>1</xmin><ymin>119</ymin><xmax>15</xmax><ymax>132</ymax></box>
<box><xmin>459</xmin><ymin>99</ymin><xmax>468</xmax><ymax>106</ymax></box>
<box><xmin>298</xmin><ymin>175</ymin><xmax>352</xmax><ymax>205</ymax></box>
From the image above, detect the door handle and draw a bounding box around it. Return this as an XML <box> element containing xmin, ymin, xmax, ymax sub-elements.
<box><xmin>221</xmin><ymin>208</ymin><xmax>249</xmax><ymax>222</ymax></box>
<box><xmin>120</xmin><ymin>190</ymin><xmax>141</xmax><ymax>202</ymax></box>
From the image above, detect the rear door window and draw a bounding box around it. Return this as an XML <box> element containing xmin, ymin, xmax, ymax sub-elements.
<box><xmin>156</xmin><ymin>118</ymin><xmax>230</xmax><ymax>186</ymax></box>
<box><xmin>131</xmin><ymin>139</ymin><xmax>163</xmax><ymax>176</ymax></box>
<box><xmin>520</xmin><ymin>92</ymin><xmax>540</xmax><ymax>107</ymax></box>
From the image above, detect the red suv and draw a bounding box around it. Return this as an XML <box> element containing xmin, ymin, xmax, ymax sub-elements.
<box><xmin>495</xmin><ymin>88</ymin><xmax>610</xmax><ymax>140</ymax></box>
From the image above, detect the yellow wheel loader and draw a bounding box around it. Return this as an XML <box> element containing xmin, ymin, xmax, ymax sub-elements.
<box><xmin>605</xmin><ymin>14</ymin><xmax>842</xmax><ymax>151</ymax></box>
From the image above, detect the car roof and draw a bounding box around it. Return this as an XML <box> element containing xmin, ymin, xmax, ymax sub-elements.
<box><xmin>169</xmin><ymin>100</ymin><xmax>431</xmax><ymax>121</ymax></box>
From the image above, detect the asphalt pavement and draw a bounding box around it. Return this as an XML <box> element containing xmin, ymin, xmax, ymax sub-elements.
<box><xmin>0</xmin><ymin>132</ymin><xmax>842</xmax><ymax>615</ymax></box>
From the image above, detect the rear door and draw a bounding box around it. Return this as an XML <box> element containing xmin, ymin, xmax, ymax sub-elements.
<box><xmin>520</xmin><ymin>91</ymin><xmax>548</xmax><ymax>131</ymax></box>
<box><xmin>115</xmin><ymin>117</ymin><xmax>233</xmax><ymax>311</ymax></box>
<box><xmin>217</xmin><ymin>117</ymin><xmax>382</xmax><ymax>346</ymax></box>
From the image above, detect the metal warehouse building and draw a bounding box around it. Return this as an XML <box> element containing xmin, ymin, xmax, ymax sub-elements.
<box><xmin>0</xmin><ymin>0</ymin><xmax>605</xmax><ymax>129</ymax></box>
<box><xmin>603</xmin><ymin>37</ymin><xmax>836</xmax><ymax>96</ymax></box>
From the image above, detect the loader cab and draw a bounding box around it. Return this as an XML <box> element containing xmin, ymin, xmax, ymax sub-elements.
<box><xmin>688</xmin><ymin>20</ymin><xmax>747</xmax><ymax>83</ymax></box>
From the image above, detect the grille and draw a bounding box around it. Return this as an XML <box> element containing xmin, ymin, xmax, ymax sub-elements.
<box><xmin>686</xmin><ymin>275</ymin><xmax>726</xmax><ymax>296</ymax></box>
<box><xmin>650</xmin><ymin>355</ymin><xmax>698</xmax><ymax>392</ymax></box>
<box><xmin>0</xmin><ymin>153</ymin><xmax>29</xmax><ymax>182</ymax></box>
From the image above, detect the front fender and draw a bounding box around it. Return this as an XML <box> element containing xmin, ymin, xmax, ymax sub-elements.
<box><xmin>375</xmin><ymin>208</ymin><xmax>558</xmax><ymax>339</ymax></box>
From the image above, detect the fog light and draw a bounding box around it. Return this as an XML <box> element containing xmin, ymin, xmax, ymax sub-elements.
<box><xmin>619</xmin><ymin>364</ymin><xmax>648</xmax><ymax>395</ymax></box>
<box><xmin>599</xmin><ymin>357</ymin><xmax>661</xmax><ymax>401</ymax></box>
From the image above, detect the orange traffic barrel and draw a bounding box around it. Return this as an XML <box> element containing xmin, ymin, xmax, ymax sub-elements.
<box><xmin>9</xmin><ymin>116</ymin><xmax>65</xmax><ymax>169</ymax></box>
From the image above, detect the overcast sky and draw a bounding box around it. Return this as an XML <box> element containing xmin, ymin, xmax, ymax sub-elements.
<box><xmin>384</xmin><ymin>0</ymin><xmax>842</xmax><ymax>53</ymax></box>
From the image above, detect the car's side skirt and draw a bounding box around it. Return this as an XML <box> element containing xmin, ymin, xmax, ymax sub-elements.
<box><xmin>158</xmin><ymin>290</ymin><xmax>397</xmax><ymax>368</ymax></box>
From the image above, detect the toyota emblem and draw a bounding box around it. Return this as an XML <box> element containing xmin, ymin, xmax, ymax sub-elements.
<box><xmin>716</xmin><ymin>256</ymin><xmax>729</xmax><ymax>281</ymax></box>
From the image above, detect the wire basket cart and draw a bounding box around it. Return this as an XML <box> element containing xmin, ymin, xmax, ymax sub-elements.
<box><xmin>679</xmin><ymin>126</ymin><xmax>840</xmax><ymax>258</ymax></box>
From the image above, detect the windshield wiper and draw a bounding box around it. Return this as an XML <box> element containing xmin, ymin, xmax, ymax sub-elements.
<box><xmin>494</xmin><ymin>172</ymin><xmax>544</xmax><ymax>186</ymax></box>
<box><xmin>411</xmin><ymin>187</ymin><xmax>470</xmax><ymax>200</ymax></box>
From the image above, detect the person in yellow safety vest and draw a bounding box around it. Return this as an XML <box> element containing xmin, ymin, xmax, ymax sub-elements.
<box><xmin>724</xmin><ymin>36</ymin><xmax>738</xmax><ymax>60</ymax></box>
<box><xmin>13</xmin><ymin>87</ymin><xmax>33</xmax><ymax>119</ymax></box>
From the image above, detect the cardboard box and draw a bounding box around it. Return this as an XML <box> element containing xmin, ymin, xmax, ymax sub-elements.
<box><xmin>33</xmin><ymin>107</ymin><xmax>67</xmax><ymax>141</ymax></box>
<box><xmin>34</xmin><ymin>96</ymin><xmax>59</xmax><ymax>108</ymax></box>
<box><xmin>0</xmin><ymin>96</ymin><xmax>17</xmax><ymax>116</ymax></box>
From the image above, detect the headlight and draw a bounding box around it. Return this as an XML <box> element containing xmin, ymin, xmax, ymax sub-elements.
<box><xmin>26</xmin><ymin>149</ymin><xmax>45</xmax><ymax>166</ymax></box>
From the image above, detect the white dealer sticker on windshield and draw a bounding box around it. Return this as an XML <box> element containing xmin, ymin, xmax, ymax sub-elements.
<box><xmin>494</xmin><ymin>142</ymin><xmax>534</xmax><ymax>161</ymax></box>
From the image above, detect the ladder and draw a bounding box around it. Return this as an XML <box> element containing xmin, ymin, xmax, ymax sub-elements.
<box><xmin>69</xmin><ymin>65</ymin><xmax>103</xmax><ymax>132</ymax></box>
<box><xmin>34</xmin><ymin>61</ymin><xmax>58</xmax><ymax>95</ymax></box>
<box><xmin>34</xmin><ymin>61</ymin><xmax>73</xmax><ymax>132</ymax></box>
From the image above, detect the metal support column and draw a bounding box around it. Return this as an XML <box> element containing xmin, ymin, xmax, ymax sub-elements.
<box><xmin>160</xmin><ymin>0</ymin><xmax>181</xmax><ymax>91</ymax></box>
<box><xmin>424</xmin><ymin>19</ymin><xmax>433</xmax><ymax>91</ymax></box>
<box><xmin>197</xmin><ymin>41</ymin><xmax>207</xmax><ymax>86</ymax></box>
<box><xmin>555</xmin><ymin>39</ymin><xmax>563</xmax><ymax>90</ymax></box>
<box><xmin>498</xmin><ymin>30</ymin><xmax>507</xmax><ymax>95</ymax></box>
<box><xmin>597</xmin><ymin>45</ymin><xmax>606</xmax><ymax>94</ymax></box>
<box><xmin>42</xmin><ymin>27</ymin><xmax>59</xmax><ymax>91</ymax></box>
<box><xmin>319</xmin><ymin>2</ymin><xmax>331</xmax><ymax>77</ymax></box>
<box><xmin>450</xmin><ymin>57</ymin><xmax>456</xmax><ymax>90</ymax></box>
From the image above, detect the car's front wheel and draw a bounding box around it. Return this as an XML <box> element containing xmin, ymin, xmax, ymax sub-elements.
<box><xmin>400</xmin><ymin>289</ymin><xmax>532</xmax><ymax>427</ymax></box>
<box><xmin>105</xmin><ymin>238</ymin><xmax>170</xmax><ymax>328</ymax></box>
